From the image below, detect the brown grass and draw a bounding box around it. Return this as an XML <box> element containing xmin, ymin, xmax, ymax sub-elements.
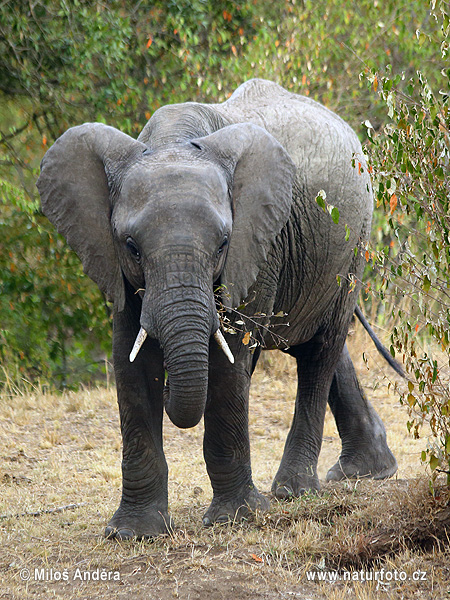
<box><xmin>1</xmin><ymin>325</ymin><xmax>449</xmax><ymax>599</ymax></box>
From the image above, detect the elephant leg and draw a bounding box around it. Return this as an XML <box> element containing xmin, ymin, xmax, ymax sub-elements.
<box><xmin>105</xmin><ymin>295</ymin><xmax>170</xmax><ymax>540</ymax></box>
<box><xmin>202</xmin><ymin>342</ymin><xmax>269</xmax><ymax>526</ymax></box>
<box><xmin>272</xmin><ymin>335</ymin><xmax>339</xmax><ymax>499</ymax></box>
<box><xmin>326</xmin><ymin>343</ymin><xmax>397</xmax><ymax>481</ymax></box>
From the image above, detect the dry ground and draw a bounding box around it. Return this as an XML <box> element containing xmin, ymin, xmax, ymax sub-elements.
<box><xmin>1</xmin><ymin>325</ymin><xmax>449</xmax><ymax>599</ymax></box>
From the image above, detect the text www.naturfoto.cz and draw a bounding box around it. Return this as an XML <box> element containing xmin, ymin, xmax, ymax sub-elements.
<box><xmin>306</xmin><ymin>569</ymin><xmax>427</xmax><ymax>584</ymax></box>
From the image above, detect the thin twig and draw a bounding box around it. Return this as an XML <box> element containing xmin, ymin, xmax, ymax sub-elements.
<box><xmin>217</xmin><ymin>298</ymin><xmax>290</xmax><ymax>349</ymax></box>
<box><xmin>0</xmin><ymin>502</ymin><xmax>87</xmax><ymax>520</ymax></box>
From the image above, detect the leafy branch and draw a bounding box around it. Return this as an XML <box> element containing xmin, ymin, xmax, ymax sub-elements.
<box><xmin>215</xmin><ymin>288</ymin><xmax>289</xmax><ymax>350</ymax></box>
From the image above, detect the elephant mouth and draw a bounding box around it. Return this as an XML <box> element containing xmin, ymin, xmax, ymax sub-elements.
<box><xmin>129</xmin><ymin>325</ymin><xmax>235</xmax><ymax>364</ymax></box>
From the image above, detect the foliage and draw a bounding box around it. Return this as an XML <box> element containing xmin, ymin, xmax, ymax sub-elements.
<box><xmin>0</xmin><ymin>0</ymin><xmax>442</xmax><ymax>189</ymax></box>
<box><xmin>0</xmin><ymin>181</ymin><xmax>110</xmax><ymax>388</ymax></box>
<box><xmin>362</xmin><ymin>1</ymin><xmax>450</xmax><ymax>481</ymax></box>
<box><xmin>0</xmin><ymin>0</ymin><xmax>266</xmax><ymax>185</ymax></box>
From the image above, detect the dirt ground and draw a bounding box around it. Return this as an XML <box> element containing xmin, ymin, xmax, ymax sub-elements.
<box><xmin>1</xmin><ymin>332</ymin><xmax>449</xmax><ymax>599</ymax></box>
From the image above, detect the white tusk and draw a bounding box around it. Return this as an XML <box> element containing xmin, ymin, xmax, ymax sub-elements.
<box><xmin>214</xmin><ymin>329</ymin><xmax>235</xmax><ymax>364</ymax></box>
<box><xmin>129</xmin><ymin>327</ymin><xmax>148</xmax><ymax>362</ymax></box>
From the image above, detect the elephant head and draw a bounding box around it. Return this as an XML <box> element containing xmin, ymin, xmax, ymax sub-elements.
<box><xmin>37</xmin><ymin>111</ymin><xmax>295</xmax><ymax>428</ymax></box>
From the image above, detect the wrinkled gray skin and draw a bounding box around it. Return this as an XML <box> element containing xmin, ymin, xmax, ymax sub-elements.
<box><xmin>37</xmin><ymin>79</ymin><xmax>397</xmax><ymax>540</ymax></box>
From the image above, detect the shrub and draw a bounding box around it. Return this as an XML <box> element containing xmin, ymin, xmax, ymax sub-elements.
<box><xmin>363</xmin><ymin>0</ymin><xmax>450</xmax><ymax>482</ymax></box>
<box><xmin>0</xmin><ymin>181</ymin><xmax>111</xmax><ymax>388</ymax></box>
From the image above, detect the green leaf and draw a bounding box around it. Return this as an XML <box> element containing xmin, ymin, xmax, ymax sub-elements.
<box><xmin>331</xmin><ymin>206</ymin><xmax>340</xmax><ymax>224</ymax></box>
<box><xmin>315</xmin><ymin>190</ymin><xmax>327</xmax><ymax>211</ymax></box>
<box><xmin>446</xmin><ymin>435</ymin><xmax>450</xmax><ymax>455</ymax></box>
<box><xmin>422</xmin><ymin>276</ymin><xmax>431</xmax><ymax>292</ymax></box>
<box><xmin>429</xmin><ymin>455</ymin><xmax>439</xmax><ymax>471</ymax></box>
<box><xmin>432</xmin><ymin>362</ymin><xmax>438</xmax><ymax>383</ymax></box>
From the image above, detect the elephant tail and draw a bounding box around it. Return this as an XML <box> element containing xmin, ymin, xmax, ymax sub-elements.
<box><xmin>355</xmin><ymin>305</ymin><xmax>405</xmax><ymax>377</ymax></box>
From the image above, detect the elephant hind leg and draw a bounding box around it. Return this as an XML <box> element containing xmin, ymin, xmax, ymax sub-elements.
<box><xmin>272</xmin><ymin>335</ymin><xmax>338</xmax><ymax>499</ymax></box>
<box><xmin>326</xmin><ymin>343</ymin><xmax>397</xmax><ymax>482</ymax></box>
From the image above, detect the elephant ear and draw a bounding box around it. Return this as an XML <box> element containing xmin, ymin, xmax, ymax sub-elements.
<box><xmin>37</xmin><ymin>123</ymin><xmax>146</xmax><ymax>310</ymax></box>
<box><xmin>192</xmin><ymin>123</ymin><xmax>296</xmax><ymax>309</ymax></box>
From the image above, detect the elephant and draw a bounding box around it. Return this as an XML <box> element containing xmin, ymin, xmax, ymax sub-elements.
<box><xmin>37</xmin><ymin>79</ymin><xmax>398</xmax><ymax>540</ymax></box>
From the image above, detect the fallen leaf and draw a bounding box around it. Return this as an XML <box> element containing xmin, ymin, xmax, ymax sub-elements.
<box><xmin>251</xmin><ymin>554</ymin><xmax>263</xmax><ymax>563</ymax></box>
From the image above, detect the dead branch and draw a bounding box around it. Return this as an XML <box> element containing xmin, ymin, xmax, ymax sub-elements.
<box><xmin>0</xmin><ymin>502</ymin><xmax>87</xmax><ymax>520</ymax></box>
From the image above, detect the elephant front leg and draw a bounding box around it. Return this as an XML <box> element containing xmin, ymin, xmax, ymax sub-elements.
<box><xmin>105</xmin><ymin>305</ymin><xmax>170</xmax><ymax>540</ymax></box>
<box><xmin>326</xmin><ymin>343</ymin><xmax>397</xmax><ymax>481</ymax></box>
<box><xmin>272</xmin><ymin>338</ymin><xmax>336</xmax><ymax>499</ymax></box>
<box><xmin>202</xmin><ymin>344</ymin><xmax>269</xmax><ymax>526</ymax></box>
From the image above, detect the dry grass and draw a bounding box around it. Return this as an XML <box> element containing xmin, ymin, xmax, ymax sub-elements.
<box><xmin>1</xmin><ymin>325</ymin><xmax>449</xmax><ymax>599</ymax></box>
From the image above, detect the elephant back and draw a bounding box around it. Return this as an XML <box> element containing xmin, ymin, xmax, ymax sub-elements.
<box><xmin>215</xmin><ymin>78</ymin><xmax>373</xmax><ymax>229</ymax></box>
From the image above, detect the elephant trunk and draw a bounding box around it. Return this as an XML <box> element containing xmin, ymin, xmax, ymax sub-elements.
<box><xmin>162</xmin><ymin>322</ymin><xmax>210</xmax><ymax>429</ymax></box>
<box><xmin>140</xmin><ymin>269</ymin><xmax>218</xmax><ymax>429</ymax></box>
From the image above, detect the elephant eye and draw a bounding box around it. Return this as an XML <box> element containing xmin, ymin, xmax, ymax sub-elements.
<box><xmin>217</xmin><ymin>236</ymin><xmax>229</xmax><ymax>257</ymax></box>
<box><xmin>126</xmin><ymin>237</ymin><xmax>141</xmax><ymax>261</ymax></box>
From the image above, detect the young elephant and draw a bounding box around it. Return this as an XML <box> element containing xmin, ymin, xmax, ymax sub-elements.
<box><xmin>37</xmin><ymin>79</ymin><xmax>397</xmax><ymax>539</ymax></box>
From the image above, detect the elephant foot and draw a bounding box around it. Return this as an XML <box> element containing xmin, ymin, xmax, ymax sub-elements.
<box><xmin>326</xmin><ymin>448</ymin><xmax>398</xmax><ymax>482</ymax></box>
<box><xmin>271</xmin><ymin>467</ymin><xmax>320</xmax><ymax>500</ymax></box>
<box><xmin>202</xmin><ymin>486</ymin><xmax>270</xmax><ymax>526</ymax></box>
<box><xmin>105</xmin><ymin>503</ymin><xmax>172</xmax><ymax>541</ymax></box>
